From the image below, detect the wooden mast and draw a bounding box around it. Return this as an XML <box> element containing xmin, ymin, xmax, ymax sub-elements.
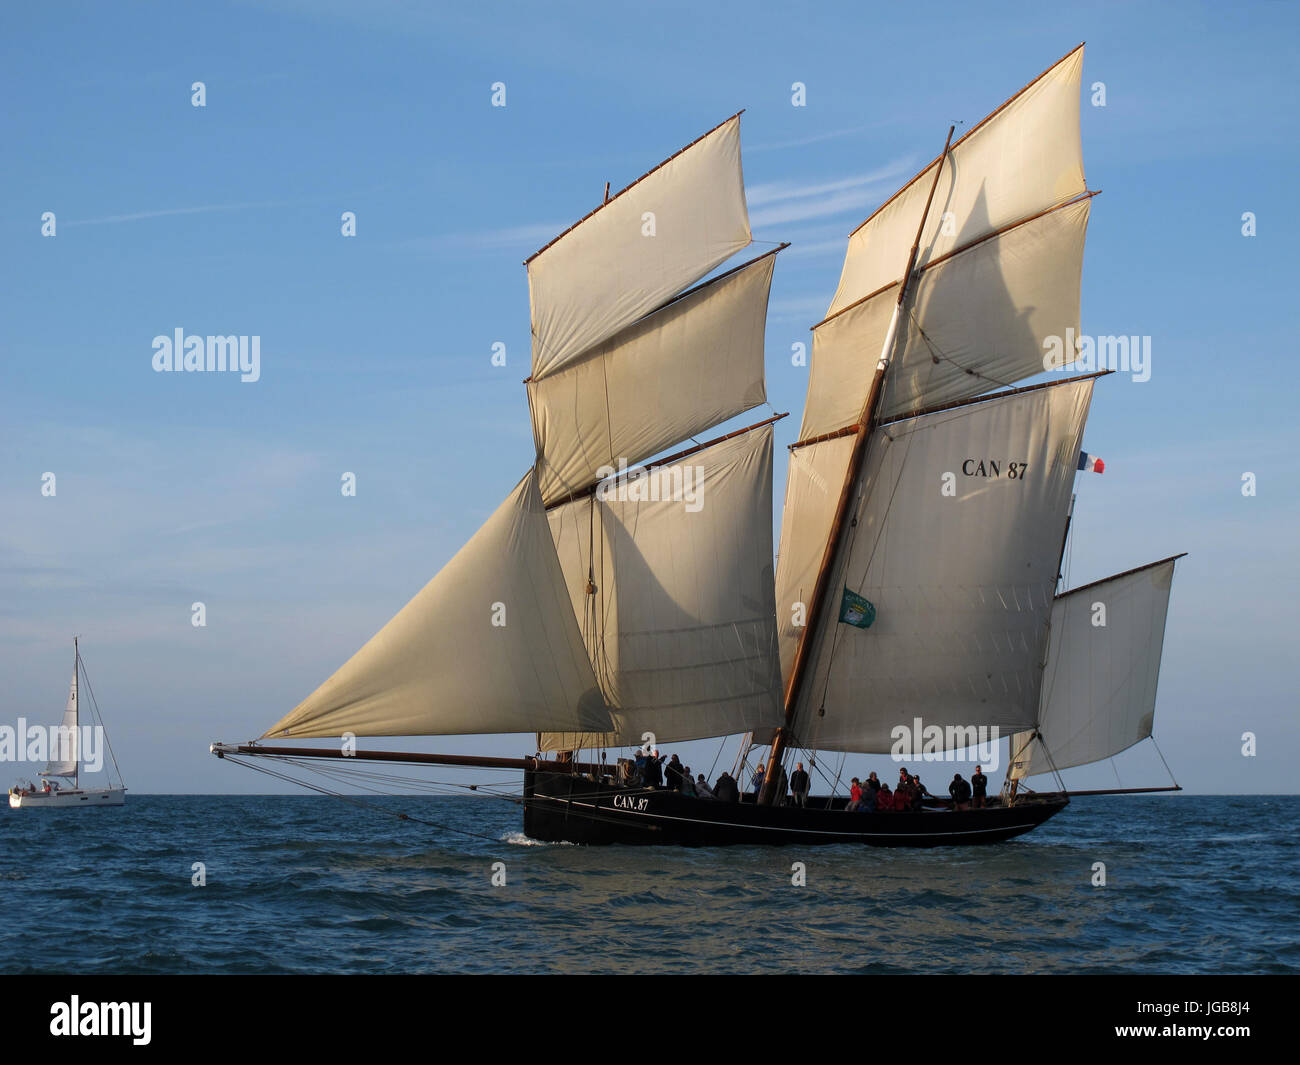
<box><xmin>757</xmin><ymin>125</ymin><xmax>955</xmax><ymax>806</ymax></box>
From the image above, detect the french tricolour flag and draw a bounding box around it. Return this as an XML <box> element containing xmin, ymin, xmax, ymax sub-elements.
<box><xmin>1077</xmin><ymin>450</ymin><xmax>1105</xmax><ymax>474</ymax></box>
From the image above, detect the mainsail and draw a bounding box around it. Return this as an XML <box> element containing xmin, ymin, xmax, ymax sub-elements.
<box><xmin>1009</xmin><ymin>555</ymin><xmax>1184</xmax><ymax>779</ymax></box>
<box><xmin>43</xmin><ymin>665</ymin><xmax>79</xmax><ymax>777</ymax></box>
<box><xmin>787</xmin><ymin>377</ymin><xmax>1095</xmax><ymax>753</ymax></box>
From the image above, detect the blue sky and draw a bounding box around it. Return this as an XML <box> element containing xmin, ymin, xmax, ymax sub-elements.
<box><xmin>2</xmin><ymin>1</ymin><xmax>1297</xmax><ymax>794</ymax></box>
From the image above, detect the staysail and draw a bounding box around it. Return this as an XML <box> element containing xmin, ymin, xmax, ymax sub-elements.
<box><xmin>263</xmin><ymin>469</ymin><xmax>613</xmax><ymax>739</ymax></box>
<box><xmin>541</xmin><ymin>425</ymin><xmax>783</xmax><ymax>750</ymax></box>
<box><xmin>1009</xmin><ymin>555</ymin><xmax>1183</xmax><ymax>778</ymax></box>
<box><xmin>42</xmin><ymin>665</ymin><xmax>79</xmax><ymax>777</ymax></box>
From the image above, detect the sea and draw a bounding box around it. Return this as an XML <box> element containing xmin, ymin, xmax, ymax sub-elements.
<box><xmin>2</xmin><ymin>794</ymin><xmax>1296</xmax><ymax>974</ymax></box>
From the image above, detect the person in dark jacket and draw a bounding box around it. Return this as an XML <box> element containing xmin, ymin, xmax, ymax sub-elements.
<box><xmin>790</xmin><ymin>762</ymin><xmax>811</xmax><ymax>807</ymax></box>
<box><xmin>645</xmin><ymin>751</ymin><xmax>664</xmax><ymax>788</ymax></box>
<box><xmin>949</xmin><ymin>773</ymin><xmax>972</xmax><ymax>810</ymax></box>
<box><xmin>665</xmin><ymin>754</ymin><xmax>684</xmax><ymax>792</ymax></box>
<box><xmin>865</xmin><ymin>771</ymin><xmax>881</xmax><ymax>796</ymax></box>
<box><xmin>714</xmin><ymin>772</ymin><xmax>739</xmax><ymax>803</ymax></box>
<box><xmin>971</xmin><ymin>766</ymin><xmax>988</xmax><ymax>808</ymax></box>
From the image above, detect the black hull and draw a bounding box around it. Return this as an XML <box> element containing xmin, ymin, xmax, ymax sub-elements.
<box><xmin>523</xmin><ymin>770</ymin><xmax>1067</xmax><ymax>847</ymax></box>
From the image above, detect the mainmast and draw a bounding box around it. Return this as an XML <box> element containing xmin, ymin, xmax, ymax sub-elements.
<box><xmin>759</xmin><ymin>127</ymin><xmax>955</xmax><ymax>804</ymax></box>
<box><xmin>73</xmin><ymin>636</ymin><xmax>79</xmax><ymax>790</ymax></box>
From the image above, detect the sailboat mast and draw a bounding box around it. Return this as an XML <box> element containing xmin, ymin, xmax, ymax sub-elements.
<box><xmin>758</xmin><ymin>126</ymin><xmax>955</xmax><ymax>805</ymax></box>
<box><xmin>73</xmin><ymin>636</ymin><xmax>79</xmax><ymax>790</ymax></box>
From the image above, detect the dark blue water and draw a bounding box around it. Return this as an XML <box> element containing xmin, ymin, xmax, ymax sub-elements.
<box><xmin>2</xmin><ymin>795</ymin><xmax>1295</xmax><ymax>973</ymax></box>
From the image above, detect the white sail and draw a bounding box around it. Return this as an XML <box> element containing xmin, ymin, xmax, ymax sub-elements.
<box><xmin>529</xmin><ymin>251</ymin><xmax>775</xmax><ymax>506</ymax></box>
<box><xmin>42</xmin><ymin>669</ymin><xmax>78</xmax><ymax>777</ymax></box>
<box><xmin>825</xmin><ymin>45</ymin><xmax>1085</xmax><ymax>318</ymax></box>
<box><xmin>541</xmin><ymin>426</ymin><xmax>782</xmax><ymax>750</ymax></box>
<box><xmin>790</xmin><ymin>377</ymin><xmax>1094</xmax><ymax>753</ymax></box>
<box><xmin>773</xmin><ymin>433</ymin><xmax>855</xmax><ymax>685</ymax></box>
<box><xmin>801</xmin><ymin>196</ymin><xmax>1090</xmax><ymax>438</ymax></box>
<box><xmin>528</xmin><ymin>114</ymin><xmax>752</xmax><ymax>380</ymax></box>
<box><xmin>264</xmin><ymin>469</ymin><xmax>613</xmax><ymax>739</ymax></box>
<box><xmin>1015</xmin><ymin>556</ymin><xmax>1182</xmax><ymax>776</ymax></box>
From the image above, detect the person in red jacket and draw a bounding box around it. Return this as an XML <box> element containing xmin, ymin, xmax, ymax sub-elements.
<box><xmin>876</xmin><ymin>783</ymin><xmax>893</xmax><ymax>810</ymax></box>
<box><xmin>846</xmin><ymin>777</ymin><xmax>863</xmax><ymax>811</ymax></box>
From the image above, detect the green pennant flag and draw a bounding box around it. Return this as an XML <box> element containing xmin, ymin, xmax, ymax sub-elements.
<box><xmin>838</xmin><ymin>587</ymin><xmax>876</xmax><ymax>629</ymax></box>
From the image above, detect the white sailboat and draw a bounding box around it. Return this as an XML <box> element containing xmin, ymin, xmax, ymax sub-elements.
<box><xmin>9</xmin><ymin>638</ymin><xmax>127</xmax><ymax>809</ymax></box>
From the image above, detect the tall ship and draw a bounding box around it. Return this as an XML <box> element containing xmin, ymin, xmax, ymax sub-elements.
<box><xmin>10</xmin><ymin>638</ymin><xmax>127</xmax><ymax>809</ymax></box>
<box><xmin>213</xmin><ymin>44</ymin><xmax>1184</xmax><ymax>845</ymax></box>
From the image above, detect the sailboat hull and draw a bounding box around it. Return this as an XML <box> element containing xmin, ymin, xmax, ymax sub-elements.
<box><xmin>8</xmin><ymin>787</ymin><xmax>126</xmax><ymax>809</ymax></box>
<box><xmin>523</xmin><ymin>771</ymin><xmax>1065</xmax><ymax>847</ymax></box>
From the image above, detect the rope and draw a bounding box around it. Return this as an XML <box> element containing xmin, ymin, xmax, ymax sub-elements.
<box><xmin>218</xmin><ymin>753</ymin><xmax>517</xmax><ymax>844</ymax></box>
<box><xmin>76</xmin><ymin>653</ymin><xmax>125</xmax><ymax>789</ymax></box>
<box><xmin>1151</xmin><ymin>736</ymin><xmax>1180</xmax><ymax>789</ymax></box>
<box><xmin>907</xmin><ymin>306</ymin><xmax>1017</xmax><ymax>392</ymax></box>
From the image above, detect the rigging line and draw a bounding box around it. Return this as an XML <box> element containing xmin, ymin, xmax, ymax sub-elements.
<box><xmin>707</xmin><ymin>735</ymin><xmax>728</xmax><ymax>782</ymax></box>
<box><xmin>282</xmin><ymin>759</ymin><xmax>525</xmax><ymax>797</ymax></box>
<box><xmin>905</xmin><ymin>305</ymin><xmax>1018</xmax><ymax>392</ymax></box>
<box><xmin>1150</xmin><ymin>736</ymin><xmax>1180</xmax><ymax>789</ymax></box>
<box><xmin>263</xmin><ymin>756</ymin><xmax>523</xmax><ymax>802</ymax></box>
<box><xmin>75</xmin><ymin>654</ymin><xmax>124</xmax><ymax>787</ymax></box>
<box><xmin>220</xmin><ymin>754</ymin><xmax>518</xmax><ymax>843</ymax></box>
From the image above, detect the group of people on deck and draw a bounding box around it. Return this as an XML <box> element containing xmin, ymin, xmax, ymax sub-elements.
<box><xmin>846</xmin><ymin>767</ymin><xmax>989</xmax><ymax>812</ymax></box>
<box><xmin>624</xmin><ymin>750</ymin><xmax>989</xmax><ymax>811</ymax></box>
